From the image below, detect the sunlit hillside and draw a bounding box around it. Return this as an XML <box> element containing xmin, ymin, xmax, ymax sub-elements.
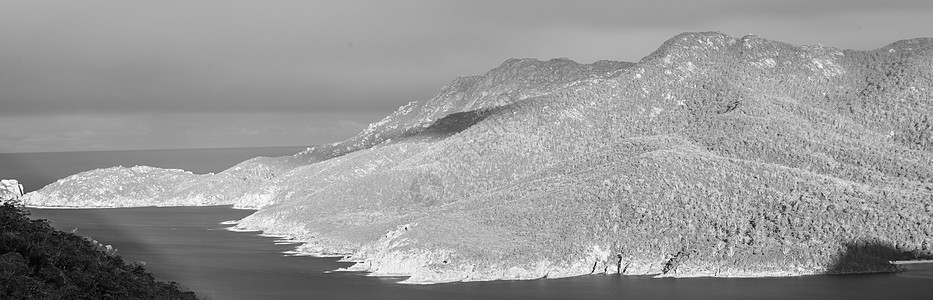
<box><xmin>25</xmin><ymin>32</ymin><xmax>933</xmax><ymax>283</ymax></box>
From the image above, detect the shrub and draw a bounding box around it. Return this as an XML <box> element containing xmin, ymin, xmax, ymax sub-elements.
<box><xmin>0</xmin><ymin>200</ymin><xmax>198</xmax><ymax>300</ymax></box>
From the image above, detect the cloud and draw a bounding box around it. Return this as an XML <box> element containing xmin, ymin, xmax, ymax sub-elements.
<box><xmin>0</xmin><ymin>111</ymin><xmax>385</xmax><ymax>153</ymax></box>
<box><xmin>302</xmin><ymin>119</ymin><xmax>367</xmax><ymax>139</ymax></box>
<box><xmin>5</xmin><ymin>1</ymin><xmax>931</xmax><ymax>117</ymax></box>
<box><xmin>1</xmin><ymin>0</ymin><xmax>932</xmax><ymax>152</ymax></box>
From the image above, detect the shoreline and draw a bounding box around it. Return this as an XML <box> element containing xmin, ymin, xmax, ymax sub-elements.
<box><xmin>27</xmin><ymin>204</ymin><xmax>931</xmax><ymax>285</ymax></box>
<box><xmin>891</xmin><ymin>260</ymin><xmax>933</xmax><ymax>265</ymax></box>
<box><xmin>26</xmin><ymin>205</ymin><xmax>161</xmax><ymax>210</ymax></box>
<box><xmin>25</xmin><ymin>204</ymin><xmax>254</xmax><ymax>210</ymax></box>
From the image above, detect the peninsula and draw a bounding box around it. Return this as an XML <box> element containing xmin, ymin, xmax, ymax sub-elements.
<box><xmin>25</xmin><ymin>32</ymin><xmax>933</xmax><ymax>283</ymax></box>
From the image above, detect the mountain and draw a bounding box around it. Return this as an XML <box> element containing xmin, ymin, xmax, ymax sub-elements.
<box><xmin>24</xmin><ymin>32</ymin><xmax>933</xmax><ymax>283</ymax></box>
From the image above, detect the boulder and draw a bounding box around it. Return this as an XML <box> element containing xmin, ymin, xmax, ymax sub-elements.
<box><xmin>0</xmin><ymin>179</ymin><xmax>24</xmax><ymax>201</ymax></box>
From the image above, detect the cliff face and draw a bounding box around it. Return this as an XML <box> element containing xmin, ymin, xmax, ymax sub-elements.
<box><xmin>24</xmin><ymin>32</ymin><xmax>933</xmax><ymax>283</ymax></box>
<box><xmin>0</xmin><ymin>179</ymin><xmax>24</xmax><ymax>201</ymax></box>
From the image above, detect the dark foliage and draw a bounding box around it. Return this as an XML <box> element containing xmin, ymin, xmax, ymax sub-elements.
<box><xmin>0</xmin><ymin>200</ymin><xmax>197</xmax><ymax>300</ymax></box>
<box><xmin>827</xmin><ymin>240</ymin><xmax>933</xmax><ymax>274</ymax></box>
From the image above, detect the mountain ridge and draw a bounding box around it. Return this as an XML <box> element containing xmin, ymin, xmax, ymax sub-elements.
<box><xmin>23</xmin><ymin>32</ymin><xmax>933</xmax><ymax>284</ymax></box>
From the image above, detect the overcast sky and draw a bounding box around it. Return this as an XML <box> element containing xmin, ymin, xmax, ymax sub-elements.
<box><xmin>2</xmin><ymin>0</ymin><xmax>932</xmax><ymax>153</ymax></box>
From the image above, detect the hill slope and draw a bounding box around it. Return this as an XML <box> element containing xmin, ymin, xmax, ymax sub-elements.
<box><xmin>25</xmin><ymin>32</ymin><xmax>933</xmax><ymax>283</ymax></box>
<box><xmin>0</xmin><ymin>201</ymin><xmax>197</xmax><ymax>299</ymax></box>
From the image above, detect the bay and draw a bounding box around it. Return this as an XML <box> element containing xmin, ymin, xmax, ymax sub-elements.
<box><xmin>8</xmin><ymin>148</ymin><xmax>933</xmax><ymax>299</ymax></box>
<box><xmin>27</xmin><ymin>206</ymin><xmax>933</xmax><ymax>300</ymax></box>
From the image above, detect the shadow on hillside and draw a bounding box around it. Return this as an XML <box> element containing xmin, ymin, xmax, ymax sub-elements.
<box><xmin>399</xmin><ymin>109</ymin><xmax>492</xmax><ymax>141</ymax></box>
<box><xmin>826</xmin><ymin>240</ymin><xmax>933</xmax><ymax>274</ymax></box>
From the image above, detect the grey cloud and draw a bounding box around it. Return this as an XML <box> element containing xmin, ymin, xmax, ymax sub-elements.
<box><xmin>6</xmin><ymin>1</ymin><xmax>930</xmax><ymax>116</ymax></box>
<box><xmin>0</xmin><ymin>111</ymin><xmax>385</xmax><ymax>152</ymax></box>
<box><xmin>2</xmin><ymin>0</ymin><xmax>932</xmax><ymax>151</ymax></box>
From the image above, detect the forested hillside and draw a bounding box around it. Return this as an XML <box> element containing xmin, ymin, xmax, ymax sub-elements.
<box><xmin>25</xmin><ymin>32</ymin><xmax>933</xmax><ymax>283</ymax></box>
<box><xmin>0</xmin><ymin>201</ymin><xmax>197</xmax><ymax>299</ymax></box>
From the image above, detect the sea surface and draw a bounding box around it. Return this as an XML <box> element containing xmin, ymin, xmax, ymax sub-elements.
<box><xmin>27</xmin><ymin>206</ymin><xmax>933</xmax><ymax>300</ymax></box>
<box><xmin>9</xmin><ymin>148</ymin><xmax>933</xmax><ymax>299</ymax></box>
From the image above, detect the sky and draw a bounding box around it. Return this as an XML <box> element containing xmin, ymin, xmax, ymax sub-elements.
<box><xmin>1</xmin><ymin>0</ymin><xmax>932</xmax><ymax>153</ymax></box>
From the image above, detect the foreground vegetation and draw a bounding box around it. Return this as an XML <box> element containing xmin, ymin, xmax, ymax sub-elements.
<box><xmin>0</xmin><ymin>200</ymin><xmax>197</xmax><ymax>299</ymax></box>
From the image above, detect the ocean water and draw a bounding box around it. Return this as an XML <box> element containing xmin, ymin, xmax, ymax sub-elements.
<box><xmin>27</xmin><ymin>206</ymin><xmax>933</xmax><ymax>300</ymax></box>
<box><xmin>9</xmin><ymin>148</ymin><xmax>933</xmax><ymax>299</ymax></box>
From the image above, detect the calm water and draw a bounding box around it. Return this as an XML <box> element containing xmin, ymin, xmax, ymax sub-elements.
<box><xmin>9</xmin><ymin>148</ymin><xmax>933</xmax><ymax>299</ymax></box>
<box><xmin>26</xmin><ymin>206</ymin><xmax>933</xmax><ymax>300</ymax></box>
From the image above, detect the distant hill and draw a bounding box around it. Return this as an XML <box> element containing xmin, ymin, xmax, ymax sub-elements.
<box><xmin>25</xmin><ymin>32</ymin><xmax>933</xmax><ymax>283</ymax></box>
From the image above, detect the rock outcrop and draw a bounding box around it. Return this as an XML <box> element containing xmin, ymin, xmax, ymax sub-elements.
<box><xmin>0</xmin><ymin>179</ymin><xmax>24</xmax><ymax>201</ymax></box>
<box><xmin>24</xmin><ymin>32</ymin><xmax>933</xmax><ymax>283</ymax></box>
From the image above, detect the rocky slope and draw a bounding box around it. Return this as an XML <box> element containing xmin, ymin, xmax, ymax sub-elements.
<box><xmin>0</xmin><ymin>179</ymin><xmax>24</xmax><ymax>201</ymax></box>
<box><xmin>24</xmin><ymin>32</ymin><xmax>933</xmax><ymax>283</ymax></box>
